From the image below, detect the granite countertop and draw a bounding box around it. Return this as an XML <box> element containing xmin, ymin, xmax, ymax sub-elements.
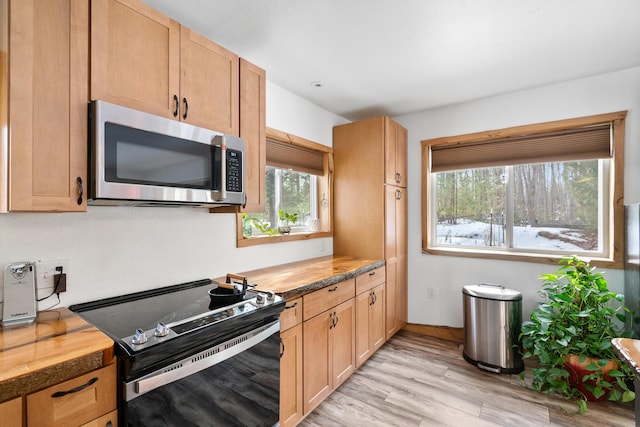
<box><xmin>0</xmin><ymin>308</ymin><xmax>114</xmax><ymax>402</ymax></box>
<box><xmin>216</xmin><ymin>255</ymin><xmax>385</xmax><ymax>299</ymax></box>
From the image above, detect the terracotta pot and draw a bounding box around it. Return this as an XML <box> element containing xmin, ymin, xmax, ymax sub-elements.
<box><xmin>564</xmin><ymin>354</ymin><xmax>618</xmax><ymax>401</ymax></box>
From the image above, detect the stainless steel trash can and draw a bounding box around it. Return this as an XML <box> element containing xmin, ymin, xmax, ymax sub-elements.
<box><xmin>462</xmin><ymin>283</ymin><xmax>524</xmax><ymax>374</ymax></box>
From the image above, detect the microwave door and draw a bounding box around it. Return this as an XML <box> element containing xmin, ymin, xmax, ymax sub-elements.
<box><xmin>211</xmin><ymin>135</ymin><xmax>226</xmax><ymax>202</ymax></box>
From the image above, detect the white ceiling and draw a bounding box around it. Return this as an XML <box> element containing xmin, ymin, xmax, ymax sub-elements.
<box><xmin>142</xmin><ymin>0</ymin><xmax>640</xmax><ymax>121</ymax></box>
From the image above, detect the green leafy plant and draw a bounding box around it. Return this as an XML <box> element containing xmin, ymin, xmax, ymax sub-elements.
<box><xmin>278</xmin><ymin>210</ymin><xmax>299</xmax><ymax>226</ymax></box>
<box><xmin>250</xmin><ymin>218</ymin><xmax>278</xmax><ymax>236</ymax></box>
<box><xmin>520</xmin><ymin>256</ymin><xmax>635</xmax><ymax>413</ymax></box>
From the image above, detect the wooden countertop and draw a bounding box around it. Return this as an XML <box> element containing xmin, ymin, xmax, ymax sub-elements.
<box><xmin>612</xmin><ymin>338</ymin><xmax>640</xmax><ymax>376</ymax></box>
<box><xmin>0</xmin><ymin>308</ymin><xmax>114</xmax><ymax>402</ymax></box>
<box><xmin>217</xmin><ymin>255</ymin><xmax>385</xmax><ymax>299</ymax></box>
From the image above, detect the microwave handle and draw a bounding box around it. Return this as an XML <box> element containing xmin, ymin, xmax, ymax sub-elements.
<box><xmin>212</xmin><ymin>135</ymin><xmax>227</xmax><ymax>201</ymax></box>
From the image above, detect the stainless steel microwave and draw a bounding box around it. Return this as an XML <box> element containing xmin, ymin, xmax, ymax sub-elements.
<box><xmin>89</xmin><ymin>100</ymin><xmax>245</xmax><ymax>207</ymax></box>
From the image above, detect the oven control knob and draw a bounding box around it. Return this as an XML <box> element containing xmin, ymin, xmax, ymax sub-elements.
<box><xmin>154</xmin><ymin>322</ymin><xmax>169</xmax><ymax>337</ymax></box>
<box><xmin>132</xmin><ymin>328</ymin><xmax>148</xmax><ymax>345</ymax></box>
<box><xmin>267</xmin><ymin>291</ymin><xmax>276</xmax><ymax>302</ymax></box>
<box><xmin>255</xmin><ymin>293</ymin><xmax>265</xmax><ymax>306</ymax></box>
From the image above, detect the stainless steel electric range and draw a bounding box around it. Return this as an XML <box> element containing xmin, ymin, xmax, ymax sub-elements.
<box><xmin>70</xmin><ymin>276</ymin><xmax>285</xmax><ymax>427</ymax></box>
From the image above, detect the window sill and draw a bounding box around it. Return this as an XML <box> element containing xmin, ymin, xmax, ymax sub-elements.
<box><xmin>422</xmin><ymin>247</ymin><xmax>621</xmax><ymax>269</ymax></box>
<box><xmin>237</xmin><ymin>231</ymin><xmax>333</xmax><ymax>248</ymax></box>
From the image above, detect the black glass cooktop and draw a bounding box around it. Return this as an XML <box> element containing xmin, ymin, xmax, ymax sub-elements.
<box><xmin>69</xmin><ymin>279</ymin><xmax>258</xmax><ymax>340</ymax></box>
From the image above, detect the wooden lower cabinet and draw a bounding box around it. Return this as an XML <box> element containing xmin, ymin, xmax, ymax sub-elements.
<box><xmin>355</xmin><ymin>282</ymin><xmax>386</xmax><ymax>368</ymax></box>
<box><xmin>282</xmin><ymin>269</ymin><xmax>387</xmax><ymax>425</ymax></box>
<box><xmin>280</xmin><ymin>297</ymin><xmax>303</xmax><ymax>427</ymax></box>
<box><xmin>302</xmin><ymin>290</ymin><xmax>355</xmax><ymax>415</ymax></box>
<box><xmin>0</xmin><ymin>397</ymin><xmax>22</xmax><ymax>427</ymax></box>
<box><xmin>26</xmin><ymin>363</ymin><xmax>117</xmax><ymax>426</ymax></box>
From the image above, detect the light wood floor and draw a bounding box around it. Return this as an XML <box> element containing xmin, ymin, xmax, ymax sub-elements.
<box><xmin>299</xmin><ymin>330</ymin><xmax>635</xmax><ymax>427</ymax></box>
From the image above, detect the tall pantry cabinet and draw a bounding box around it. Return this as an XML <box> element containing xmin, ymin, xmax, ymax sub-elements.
<box><xmin>333</xmin><ymin>116</ymin><xmax>408</xmax><ymax>340</ymax></box>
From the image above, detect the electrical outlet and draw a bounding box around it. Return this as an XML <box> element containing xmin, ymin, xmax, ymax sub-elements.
<box><xmin>35</xmin><ymin>260</ymin><xmax>69</xmax><ymax>294</ymax></box>
<box><xmin>427</xmin><ymin>287</ymin><xmax>436</xmax><ymax>299</ymax></box>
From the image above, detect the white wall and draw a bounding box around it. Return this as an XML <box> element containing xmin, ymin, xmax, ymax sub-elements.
<box><xmin>395</xmin><ymin>66</ymin><xmax>640</xmax><ymax>327</ymax></box>
<box><xmin>0</xmin><ymin>83</ymin><xmax>348</xmax><ymax>311</ymax></box>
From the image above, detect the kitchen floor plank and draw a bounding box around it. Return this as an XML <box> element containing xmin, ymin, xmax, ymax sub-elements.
<box><xmin>299</xmin><ymin>330</ymin><xmax>635</xmax><ymax>427</ymax></box>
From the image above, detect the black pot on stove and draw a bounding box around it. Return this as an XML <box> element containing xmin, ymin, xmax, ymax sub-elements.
<box><xmin>208</xmin><ymin>273</ymin><xmax>249</xmax><ymax>309</ymax></box>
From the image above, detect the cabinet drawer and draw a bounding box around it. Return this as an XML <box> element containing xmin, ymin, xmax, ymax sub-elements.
<box><xmin>81</xmin><ymin>409</ymin><xmax>118</xmax><ymax>427</ymax></box>
<box><xmin>355</xmin><ymin>266</ymin><xmax>386</xmax><ymax>295</ymax></box>
<box><xmin>280</xmin><ymin>297</ymin><xmax>303</xmax><ymax>331</ymax></box>
<box><xmin>303</xmin><ymin>279</ymin><xmax>355</xmax><ymax>321</ymax></box>
<box><xmin>27</xmin><ymin>363</ymin><xmax>117</xmax><ymax>426</ymax></box>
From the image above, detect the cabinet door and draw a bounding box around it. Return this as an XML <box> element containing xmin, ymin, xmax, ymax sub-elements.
<box><xmin>331</xmin><ymin>298</ymin><xmax>355</xmax><ymax>388</ymax></box>
<box><xmin>8</xmin><ymin>0</ymin><xmax>88</xmax><ymax>211</ymax></box>
<box><xmin>91</xmin><ymin>0</ymin><xmax>180</xmax><ymax>119</ymax></box>
<box><xmin>395</xmin><ymin>124</ymin><xmax>408</xmax><ymax>187</ymax></box>
<box><xmin>303</xmin><ymin>310</ymin><xmax>332</xmax><ymax>414</ymax></box>
<box><xmin>385</xmin><ymin>259</ymin><xmax>398</xmax><ymax>340</ymax></box>
<box><xmin>370</xmin><ymin>283</ymin><xmax>386</xmax><ymax>353</ymax></box>
<box><xmin>355</xmin><ymin>289</ymin><xmax>373</xmax><ymax>367</ymax></box>
<box><xmin>384</xmin><ymin>117</ymin><xmax>407</xmax><ymax>187</ymax></box>
<box><xmin>397</xmin><ymin>254</ymin><xmax>408</xmax><ymax>328</ymax></box>
<box><xmin>355</xmin><ymin>284</ymin><xmax>385</xmax><ymax>368</ymax></box>
<box><xmin>280</xmin><ymin>323</ymin><xmax>303</xmax><ymax>427</ymax></box>
<box><xmin>0</xmin><ymin>397</ymin><xmax>22</xmax><ymax>427</ymax></box>
<box><xmin>385</xmin><ymin>186</ymin><xmax>407</xmax><ymax>260</ymax></box>
<box><xmin>239</xmin><ymin>58</ymin><xmax>266</xmax><ymax>212</ymax></box>
<box><xmin>180</xmin><ymin>26</ymin><xmax>239</xmax><ymax>134</ymax></box>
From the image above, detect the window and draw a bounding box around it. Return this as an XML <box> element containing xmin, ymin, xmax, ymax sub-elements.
<box><xmin>237</xmin><ymin>128</ymin><xmax>332</xmax><ymax>246</ymax></box>
<box><xmin>421</xmin><ymin>112</ymin><xmax>626</xmax><ymax>267</ymax></box>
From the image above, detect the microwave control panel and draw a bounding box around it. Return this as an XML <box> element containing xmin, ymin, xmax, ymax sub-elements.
<box><xmin>227</xmin><ymin>150</ymin><xmax>243</xmax><ymax>192</ymax></box>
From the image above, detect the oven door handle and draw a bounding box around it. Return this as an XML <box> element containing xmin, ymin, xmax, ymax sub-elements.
<box><xmin>125</xmin><ymin>320</ymin><xmax>280</xmax><ymax>401</ymax></box>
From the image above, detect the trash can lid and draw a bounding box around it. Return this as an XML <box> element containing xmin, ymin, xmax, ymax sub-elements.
<box><xmin>462</xmin><ymin>283</ymin><xmax>522</xmax><ymax>301</ymax></box>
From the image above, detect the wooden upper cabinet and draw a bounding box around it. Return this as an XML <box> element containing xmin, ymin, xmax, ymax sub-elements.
<box><xmin>180</xmin><ymin>27</ymin><xmax>239</xmax><ymax>134</ymax></box>
<box><xmin>239</xmin><ymin>58</ymin><xmax>266</xmax><ymax>212</ymax></box>
<box><xmin>91</xmin><ymin>0</ymin><xmax>239</xmax><ymax>135</ymax></box>
<box><xmin>7</xmin><ymin>0</ymin><xmax>88</xmax><ymax>211</ymax></box>
<box><xmin>90</xmin><ymin>0</ymin><xmax>180</xmax><ymax>119</ymax></box>
<box><xmin>384</xmin><ymin>117</ymin><xmax>408</xmax><ymax>187</ymax></box>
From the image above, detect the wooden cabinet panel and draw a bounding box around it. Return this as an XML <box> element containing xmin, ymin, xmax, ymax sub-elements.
<box><xmin>26</xmin><ymin>363</ymin><xmax>116</xmax><ymax>427</ymax></box>
<box><xmin>385</xmin><ymin>259</ymin><xmax>398</xmax><ymax>340</ymax></box>
<box><xmin>0</xmin><ymin>397</ymin><xmax>22</xmax><ymax>427</ymax></box>
<box><xmin>370</xmin><ymin>283</ymin><xmax>386</xmax><ymax>353</ymax></box>
<box><xmin>90</xmin><ymin>0</ymin><xmax>180</xmax><ymax>119</ymax></box>
<box><xmin>239</xmin><ymin>58</ymin><xmax>266</xmax><ymax>212</ymax></box>
<box><xmin>385</xmin><ymin>117</ymin><xmax>407</xmax><ymax>187</ymax></box>
<box><xmin>334</xmin><ymin>116</ymin><xmax>407</xmax><ymax>344</ymax></box>
<box><xmin>385</xmin><ymin>186</ymin><xmax>407</xmax><ymax>260</ymax></box>
<box><xmin>302</xmin><ymin>309</ymin><xmax>332</xmax><ymax>414</ymax></box>
<box><xmin>303</xmin><ymin>278</ymin><xmax>355</xmax><ymax>321</ymax></box>
<box><xmin>280</xmin><ymin>323</ymin><xmax>303</xmax><ymax>427</ymax></box>
<box><xmin>180</xmin><ymin>26</ymin><xmax>239</xmax><ymax>135</ymax></box>
<box><xmin>331</xmin><ymin>298</ymin><xmax>355</xmax><ymax>387</ymax></box>
<box><xmin>333</xmin><ymin>117</ymin><xmax>385</xmax><ymax>260</ymax></box>
<box><xmin>356</xmin><ymin>283</ymin><xmax>386</xmax><ymax>368</ymax></box>
<box><xmin>8</xmin><ymin>0</ymin><xmax>88</xmax><ymax>211</ymax></box>
<box><xmin>91</xmin><ymin>0</ymin><xmax>240</xmax><ymax>136</ymax></box>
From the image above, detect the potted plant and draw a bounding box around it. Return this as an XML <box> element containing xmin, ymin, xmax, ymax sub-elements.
<box><xmin>520</xmin><ymin>256</ymin><xmax>635</xmax><ymax>414</ymax></box>
<box><xmin>277</xmin><ymin>210</ymin><xmax>298</xmax><ymax>235</ymax></box>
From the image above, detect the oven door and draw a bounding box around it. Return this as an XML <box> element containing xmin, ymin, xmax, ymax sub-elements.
<box><xmin>123</xmin><ymin>321</ymin><xmax>280</xmax><ymax>427</ymax></box>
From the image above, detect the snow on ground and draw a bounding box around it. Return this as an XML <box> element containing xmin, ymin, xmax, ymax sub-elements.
<box><xmin>435</xmin><ymin>218</ymin><xmax>591</xmax><ymax>251</ymax></box>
